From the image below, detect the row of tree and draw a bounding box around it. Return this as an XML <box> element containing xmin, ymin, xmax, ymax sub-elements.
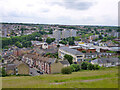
<box><xmin>46</xmin><ymin>37</ymin><xmax>55</xmax><ymax>44</ymax></box>
<box><xmin>61</xmin><ymin>62</ymin><xmax>100</xmax><ymax>74</ymax></box>
<box><xmin>2</xmin><ymin>32</ymin><xmax>41</xmax><ymax>48</ymax></box>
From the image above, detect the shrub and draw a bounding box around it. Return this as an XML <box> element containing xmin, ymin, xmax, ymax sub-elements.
<box><xmin>70</xmin><ymin>65</ymin><xmax>75</xmax><ymax>72</ymax></box>
<box><xmin>1</xmin><ymin>67</ymin><xmax>6</xmax><ymax>77</ymax></box>
<box><xmin>94</xmin><ymin>64</ymin><xmax>100</xmax><ymax>70</ymax></box>
<box><xmin>90</xmin><ymin>51</ymin><xmax>92</xmax><ymax>53</ymax></box>
<box><xmin>92</xmin><ymin>58</ymin><xmax>96</xmax><ymax>60</ymax></box>
<box><xmin>81</xmin><ymin>62</ymin><xmax>88</xmax><ymax>70</ymax></box>
<box><xmin>16</xmin><ymin>74</ymin><xmax>31</xmax><ymax>76</ymax></box>
<box><xmin>70</xmin><ymin>64</ymin><xmax>80</xmax><ymax>72</ymax></box>
<box><xmin>61</xmin><ymin>67</ymin><xmax>72</xmax><ymax>74</ymax></box>
<box><xmin>82</xmin><ymin>51</ymin><xmax>86</xmax><ymax>53</ymax></box>
<box><xmin>87</xmin><ymin>63</ymin><xmax>94</xmax><ymax>70</ymax></box>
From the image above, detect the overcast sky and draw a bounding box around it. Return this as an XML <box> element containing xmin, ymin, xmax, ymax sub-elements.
<box><xmin>0</xmin><ymin>0</ymin><xmax>119</xmax><ymax>26</ymax></box>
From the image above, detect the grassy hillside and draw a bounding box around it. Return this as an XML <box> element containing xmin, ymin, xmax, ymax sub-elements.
<box><xmin>2</xmin><ymin>66</ymin><xmax>119</xmax><ymax>88</ymax></box>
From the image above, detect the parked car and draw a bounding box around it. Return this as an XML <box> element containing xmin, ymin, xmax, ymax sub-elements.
<box><xmin>37</xmin><ymin>70</ymin><xmax>43</xmax><ymax>74</ymax></box>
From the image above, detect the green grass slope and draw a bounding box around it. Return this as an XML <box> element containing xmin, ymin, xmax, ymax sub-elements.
<box><xmin>2</xmin><ymin>66</ymin><xmax>119</xmax><ymax>88</ymax></box>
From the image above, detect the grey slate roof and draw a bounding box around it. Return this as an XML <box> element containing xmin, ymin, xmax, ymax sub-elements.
<box><xmin>6</xmin><ymin>64</ymin><xmax>17</xmax><ymax>70</ymax></box>
<box><xmin>92</xmin><ymin>57</ymin><xmax>119</xmax><ymax>64</ymax></box>
<box><xmin>48</xmin><ymin>58</ymin><xmax>56</xmax><ymax>64</ymax></box>
<box><xmin>59</xmin><ymin>60</ymin><xmax>70</xmax><ymax>65</ymax></box>
<box><xmin>59</xmin><ymin>47</ymin><xmax>83</xmax><ymax>55</ymax></box>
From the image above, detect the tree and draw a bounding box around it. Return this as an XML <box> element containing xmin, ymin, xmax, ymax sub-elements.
<box><xmin>10</xmin><ymin>30</ymin><xmax>16</xmax><ymax>36</ymax></box>
<box><xmin>57</xmin><ymin>44</ymin><xmax>60</xmax><ymax>48</ymax></box>
<box><xmin>75</xmin><ymin>36</ymin><xmax>81</xmax><ymax>41</ymax></box>
<box><xmin>38</xmin><ymin>37</ymin><xmax>42</xmax><ymax>41</ymax></box>
<box><xmin>69</xmin><ymin>40</ymin><xmax>75</xmax><ymax>45</ymax></box>
<box><xmin>1</xmin><ymin>58</ymin><xmax>4</xmax><ymax>63</ymax></box>
<box><xmin>46</xmin><ymin>37</ymin><xmax>55</xmax><ymax>44</ymax></box>
<box><xmin>0</xmin><ymin>55</ymin><xmax>1</xmax><ymax>60</ymax></box>
<box><xmin>91</xmin><ymin>31</ymin><xmax>94</xmax><ymax>33</ymax></box>
<box><xmin>59</xmin><ymin>40</ymin><xmax>67</xmax><ymax>45</ymax></box>
<box><xmin>15</xmin><ymin>41</ymin><xmax>22</xmax><ymax>48</ymax></box>
<box><xmin>94</xmin><ymin>38</ymin><xmax>99</xmax><ymax>41</ymax></box>
<box><xmin>95</xmin><ymin>31</ymin><xmax>99</xmax><ymax>34</ymax></box>
<box><xmin>112</xmin><ymin>40</ymin><xmax>119</xmax><ymax>44</ymax></box>
<box><xmin>49</xmin><ymin>29</ymin><xmax>53</xmax><ymax>34</ymax></box>
<box><xmin>81</xmin><ymin>62</ymin><xmax>88</xmax><ymax>70</ymax></box>
<box><xmin>118</xmin><ymin>56</ymin><xmax>120</xmax><ymax>60</ymax></box>
<box><xmin>22</xmin><ymin>40</ymin><xmax>32</xmax><ymax>48</ymax></box>
<box><xmin>108</xmin><ymin>29</ymin><xmax>112</xmax><ymax>32</ymax></box>
<box><xmin>101</xmin><ymin>37</ymin><xmax>107</xmax><ymax>42</ymax></box>
<box><xmin>64</xmin><ymin>54</ymin><xmax>73</xmax><ymax>64</ymax></box>
<box><xmin>46</xmin><ymin>38</ymin><xmax>52</xmax><ymax>44</ymax></box>
<box><xmin>99</xmin><ymin>35</ymin><xmax>103</xmax><ymax>39</ymax></box>
<box><xmin>21</xmin><ymin>28</ymin><xmax>24</xmax><ymax>36</ymax></box>
<box><xmin>2</xmin><ymin>32</ymin><xmax>42</xmax><ymax>48</ymax></box>
<box><xmin>94</xmin><ymin>28</ymin><xmax>97</xmax><ymax>31</ymax></box>
<box><xmin>51</xmin><ymin>38</ymin><xmax>55</xmax><ymax>42</ymax></box>
<box><xmin>105</xmin><ymin>34</ymin><xmax>107</xmax><ymax>37</ymax></box>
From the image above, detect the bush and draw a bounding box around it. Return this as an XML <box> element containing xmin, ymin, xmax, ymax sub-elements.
<box><xmin>82</xmin><ymin>51</ymin><xmax>86</xmax><ymax>53</ymax></box>
<box><xmin>1</xmin><ymin>67</ymin><xmax>6</xmax><ymax>77</ymax></box>
<box><xmin>38</xmin><ymin>37</ymin><xmax>42</xmax><ymax>41</ymax></box>
<box><xmin>81</xmin><ymin>62</ymin><xmax>88</xmax><ymax>70</ymax></box>
<box><xmin>61</xmin><ymin>67</ymin><xmax>72</xmax><ymax>74</ymax></box>
<box><xmin>16</xmin><ymin>74</ymin><xmax>31</xmax><ymax>76</ymax></box>
<box><xmin>70</xmin><ymin>65</ymin><xmax>75</xmax><ymax>72</ymax></box>
<box><xmin>70</xmin><ymin>64</ymin><xmax>80</xmax><ymax>72</ymax></box>
<box><xmin>59</xmin><ymin>40</ymin><xmax>67</xmax><ymax>45</ymax></box>
<box><xmin>94</xmin><ymin>64</ymin><xmax>100</xmax><ymax>70</ymax></box>
<box><xmin>87</xmin><ymin>63</ymin><xmax>94</xmax><ymax>70</ymax></box>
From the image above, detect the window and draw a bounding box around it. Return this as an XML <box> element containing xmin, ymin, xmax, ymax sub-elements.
<box><xmin>77</xmin><ymin>56</ymin><xmax>83</xmax><ymax>58</ymax></box>
<box><xmin>44</xmin><ymin>44</ymin><xmax>47</xmax><ymax>46</ymax></box>
<box><xmin>77</xmin><ymin>59</ymin><xmax>82</xmax><ymax>62</ymax></box>
<box><xmin>112</xmin><ymin>62</ymin><xmax>114</xmax><ymax>65</ymax></box>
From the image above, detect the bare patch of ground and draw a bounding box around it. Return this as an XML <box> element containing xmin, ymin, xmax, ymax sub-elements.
<box><xmin>50</xmin><ymin>77</ymin><xmax>118</xmax><ymax>85</ymax></box>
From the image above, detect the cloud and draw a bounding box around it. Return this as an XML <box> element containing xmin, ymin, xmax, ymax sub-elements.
<box><xmin>50</xmin><ymin>0</ymin><xmax>95</xmax><ymax>10</ymax></box>
<box><xmin>0</xmin><ymin>0</ymin><xmax>118</xmax><ymax>26</ymax></box>
<box><xmin>41</xmin><ymin>8</ymin><xmax>50</xmax><ymax>13</ymax></box>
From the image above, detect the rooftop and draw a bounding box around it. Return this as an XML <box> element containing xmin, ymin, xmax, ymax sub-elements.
<box><xmin>59</xmin><ymin>60</ymin><xmax>70</xmax><ymax>65</ymax></box>
<box><xmin>59</xmin><ymin>47</ymin><xmax>83</xmax><ymax>55</ymax></box>
<box><xmin>92</xmin><ymin>57</ymin><xmax>119</xmax><ymax>64</ymax></box>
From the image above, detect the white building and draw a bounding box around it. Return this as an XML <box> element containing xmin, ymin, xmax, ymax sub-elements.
<box><xmin>53</xmin><ymin>29</ymin><xmax>77</xmax><ymax>40</ymax></box>
<box><xmin>62</xmin><ymin>29</ymin><xmax>77</xmax><ymax>39</ymax></box>
<box><xmin>53</xmin><ymin>30</ymin><xmax>61</xmax><ymax>40</ymax></box>
<box><xmin>58</xmin><ymin>47</ymin><xmax>84</xmax><ymax>63</ymax></box>
<box><xmin>41</xmin><ymin>42</ymin><xmax>48</xmax><ymax>49</ymax></box>
<box><xmin>62</xmin><ymin>29</ymin><xmax>70</xmax><ymax>39</ymax></box>
<box><xmin>70</xmin><ymin>29</ymin><xmax>76</xmax><ymax>37</ymax></box>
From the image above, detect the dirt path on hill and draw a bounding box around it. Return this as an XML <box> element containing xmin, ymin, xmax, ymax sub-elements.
<box><xmin>50</xmin><ymin>77</ymin><xmax>117</xmax><ymax>85</ymax></box>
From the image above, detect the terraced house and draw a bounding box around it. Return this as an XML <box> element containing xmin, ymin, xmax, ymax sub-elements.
<box><xmin>22</xmin><ymin>53</ymin><xmax>69</xmax><ymax>74</ymax></box>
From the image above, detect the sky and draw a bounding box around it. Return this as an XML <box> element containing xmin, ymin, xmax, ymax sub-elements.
<box><xmin>0</xmin><ymin>0</ymin><xmax>119</xmax><ymax>26</ymax></box>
